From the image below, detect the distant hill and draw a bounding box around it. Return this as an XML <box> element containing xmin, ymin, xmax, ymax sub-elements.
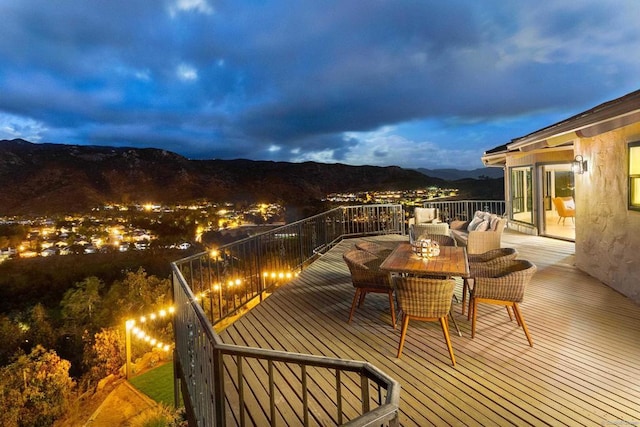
<box><xmin>414</xmin><ymin>167</ymin><xmax>503</xmax><ymax>180</ymax></box>
<box><xmin>0</xmin><ymin>139</ymin><xmax>503</xmax><ymax>215</ymax></box>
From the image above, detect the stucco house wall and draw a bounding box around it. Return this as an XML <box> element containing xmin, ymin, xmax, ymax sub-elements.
<box><xmin>574</xmin><ymin>123</ymin><xmax>640</xmax><ymax>303</ymax></box>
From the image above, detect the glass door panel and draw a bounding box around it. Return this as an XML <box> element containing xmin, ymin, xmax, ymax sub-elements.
<box><xmin>541</xmin><ymin>164</ymin><xmax>575</xmax><ymax>240</ymax></box>
<box><xmin>510</xmin><ymin>166</ymin><xmax>533</xmax><ymax>224</ymax></box>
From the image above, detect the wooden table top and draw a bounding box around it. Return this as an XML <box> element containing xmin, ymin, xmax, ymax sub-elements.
<box><xmin>379</xmin><ymin>242</ymin><xmax>469</xmax><ymax>277</ymax></box>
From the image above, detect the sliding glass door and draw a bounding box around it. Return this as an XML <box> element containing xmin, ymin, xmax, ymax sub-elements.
<box><xmin>510</xmin><ymin>166</ymin><xmax>533</xmax><ymax>224</ymax></box>
<box><xmin>541</xmin><ymin>163</ymin><xmax>575</xmax><ymax>240</ymax></box>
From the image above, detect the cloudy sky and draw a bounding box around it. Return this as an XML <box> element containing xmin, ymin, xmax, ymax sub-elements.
<box><xmin>1</xmin><ymin>0</ymin><xmax>639</xmax><ymax>169</ymax></box>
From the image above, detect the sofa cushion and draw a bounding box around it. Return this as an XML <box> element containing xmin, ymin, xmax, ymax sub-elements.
<box><xmin>450</xmin><ymin>229</ymin><xmax>468</xmax><ymax>246</ymax></box>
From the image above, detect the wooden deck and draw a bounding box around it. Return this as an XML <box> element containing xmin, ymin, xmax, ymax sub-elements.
<box><xmin>219</xmin><ymin>231</ymin><xmax>640</xmax><ymax>426</ymax></box>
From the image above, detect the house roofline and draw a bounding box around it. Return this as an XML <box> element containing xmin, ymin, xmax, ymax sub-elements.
<box><xmin>483</xmin><ymin>89</ymin><xmax>640</xmax><ymax>162</ymax></box>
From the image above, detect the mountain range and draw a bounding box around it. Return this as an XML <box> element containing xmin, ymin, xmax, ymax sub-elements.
<box><xmin>0</xmin><ymin>139</ymin><xmax>503</xmax><ymax>215</ymax></box>
<box><xmin>414</xmin><ymin>167</ymin><xmax>503</xmax><ymax>180</ymax></box>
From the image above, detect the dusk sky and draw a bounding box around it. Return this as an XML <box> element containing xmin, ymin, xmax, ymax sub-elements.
<box><xmin>1</xmin><ymin>1</ymin><xmax>639</xmax><ymax>169</ymax></box>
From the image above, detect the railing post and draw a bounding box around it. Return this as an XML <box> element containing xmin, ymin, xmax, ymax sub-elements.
<box><xmin>360</xmin><ymin>373</ymin><xmax>370</xmax><ymax>414</ymax></box>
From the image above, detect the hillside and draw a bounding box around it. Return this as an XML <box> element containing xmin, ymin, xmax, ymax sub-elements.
<box><xmin>1</xmin><ymin>139</ymin><xmax>462</xmax><ymax>215</ymax></box>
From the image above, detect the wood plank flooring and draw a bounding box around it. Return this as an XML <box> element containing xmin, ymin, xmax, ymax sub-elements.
<box><xmin>218</xmin><ymin>231</ymin><xmax>640</xmax><ymax>426</ymax></box>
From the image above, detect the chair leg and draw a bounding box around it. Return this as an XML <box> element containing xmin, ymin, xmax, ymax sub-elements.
<box><xmin>388</xmin><ymin>291</ymin><xmax>396</xmax><ymax>329</ymax></box>
<box><xmin>449</xmin><ymin>310</ymin><xmax>462</xmax><ymax>337</ymax></box>
<box><xmin>358</xmin><ymin>291</ymin><xmax>367</xmax><ymax>307</ymax></box>
<box><xmin>396</xmin><ymin>314</ymin><xmax>410</xmax><ymax>358</ymax></box>
<box><xmin>439</xmin><ymin>317</ymin><xmax>456</xmax><ymax>366</ymax></box>
<box><xmin>513</xmin><ymin>303</ymin><xmax>534</xmax><ymax>347</ymax></box>
<box><xmin>471</xmin><ymin>299</ymin><xmax>478</xmax><ymax>338</ymax></box>
<box><xmin>461</xmin><ymin>279</ymin><xmax>468</xmax><ymax>315</ymax></box>
<box><xmin>506</xmin><ymin>306</ymin><xmax>514</xmax><ymax>321</ymax></box>
<box><xmin>348</xmin><ymin>289</ymin><xmax>361</xmax><ymax>323</ymax></box>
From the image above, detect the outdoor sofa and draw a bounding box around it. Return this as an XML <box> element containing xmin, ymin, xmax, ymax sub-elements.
<box><xmin>449</xmin><ymin>211</ymin><xmax>507</xmax><ymax>254</ymax></box>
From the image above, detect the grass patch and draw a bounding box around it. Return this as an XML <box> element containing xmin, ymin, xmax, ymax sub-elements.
<box><xmin>129</xmin><ymin>362</ymin><xmax>181</xmax><ymax>408</ymax></box>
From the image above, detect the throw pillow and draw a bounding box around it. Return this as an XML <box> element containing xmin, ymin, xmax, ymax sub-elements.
<box><xmin>564</xmin><ymin>199</ymin><xmax>575</xmax><ymax>210</ymax></box>
<box><xmin>467</xmin><ymin>216</ymin><xmax>484</xmax><ymax>231</ymax></box>
<box><xmin>489</xmin><ymin>215</ymin><xmax>500</xmax><ymax>231</ymax></box>
<box><xmin>475</xmin><ymin>220</ymin><xmax>490</xmax><ymax>232</ymax></box>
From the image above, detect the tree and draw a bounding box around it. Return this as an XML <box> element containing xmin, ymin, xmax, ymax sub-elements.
<box><xmin>0</xmin><ymin>315</ymin><xmax>23</xmax><ymax>365</ymax></box>
<box><xmin>83</xmin><ymin>328</ymin><xmax>124</xmax><ymax>384</ymax></box>
<box><xmin>103</xmin><ymin>268</ymin><xmax>171</xmax><ymax>322</ymax></box>
<box><xmin>0</xmin><ymin>345</ymin><xmax>75</xmax><ymax>427</ymax></box>
<box><xmin>60</xmin><ymin>276</ymin><xmax>104</xmax><ymax>334</ymax></box>
<box><xmin>24</xmin><ymin>304</ymin><xmax>57</xmax><ymax>353</ymax></box>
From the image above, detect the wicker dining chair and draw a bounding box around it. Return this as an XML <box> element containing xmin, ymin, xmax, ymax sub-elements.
<box><xmin>343</xmin><ymin>249</ymin><xmax>396</xmax><ymax>329</ymax></box>
<box><xmin>468</xmin><ymin>259</ymin><xmax>537</xmax><ymax>347</ymax></box>
<box><xmin>462</xmin><ymin>247</ymin><xmax>519</xmax><ymax>315</ymax></box>
<box><xmin>393</xmin><ymin>276</ymin><xmax>457</xmax><ymax>365</ymax></box>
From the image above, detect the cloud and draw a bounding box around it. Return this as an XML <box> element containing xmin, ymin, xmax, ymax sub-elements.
<box><xmin>169</xmin><ymin>0</ymin><xmax>214</xmax><ymax>17</ymax></box>
<box><xmin>0</xmin><ymin>0</ymin><xmax>639</xmax><ymax>170</ymax></box>
<box><xmin>177</xmin><ymin>64</ymin><xmax>199</xmax><ymax>81</ymax></box>
<box><xmin>0</xmin><ymin>112</ymin><xmax>47</xmax><ymax>141</ymax></box>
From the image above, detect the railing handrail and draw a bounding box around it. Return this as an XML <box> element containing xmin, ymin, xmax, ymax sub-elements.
<box><xmin>176</xmin><ymin>205</ymin><xmax>346</xmax><ymax>265</ymax></box>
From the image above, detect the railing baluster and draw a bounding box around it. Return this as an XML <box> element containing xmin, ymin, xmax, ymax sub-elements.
<box><xmin>213</xmin><ymin>346</ymin><xmax>225</xmax><ymax>426</ymax></box>
<box><xmin>269</xmin><ymin>360</ymin><xmax>276</xmax><ymax>427</ymax></box>
<box><xmin>336</xmin><ymin>369</ymin><xmax>343</xmax><ymax>425</ymax></box>
<box><xmin>237</xmin><ymin>355</ymin><xmax>245</xmax><ymax>427</ymax></box>
<box><xmin>301</xmin><ymin>364</ymin><xmax>309</xmax><ymax>426</ymax></box>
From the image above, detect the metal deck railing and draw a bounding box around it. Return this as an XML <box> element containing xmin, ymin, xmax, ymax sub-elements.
<box><xmin>423</xmin><ymin>200</ymin><xmax>507</xmax><ymax>222</ymax></box>
<box><xmin>172</xmin><ymin>204</ymin><xmax>404</xmax><ymax>426</ymax></box>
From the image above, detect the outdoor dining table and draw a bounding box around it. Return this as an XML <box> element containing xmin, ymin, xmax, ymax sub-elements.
<box><xmin>379</xmin><ymin>242</ymin><xmax>469</xmax><ymax>336</ymax></box>
<box><xmin>379</xmin><ymin>242</ymin><xmax>469</xmax><ymax>278</ymax></box>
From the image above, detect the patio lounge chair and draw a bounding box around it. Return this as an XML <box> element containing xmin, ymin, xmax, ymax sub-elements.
<box><xmin>343</xmin><ymin>249</ymin><xmax>396</xmax><ymax>329</ymax></box>
<box><xmin>408</xmin><ymin>207</ymin><xmax>440</xmax><ymax>226</ymax></box>
<box><xmin>393</xmin><ymin>276</ymin><xmax>457</xmax><ymax>365</ymax></box>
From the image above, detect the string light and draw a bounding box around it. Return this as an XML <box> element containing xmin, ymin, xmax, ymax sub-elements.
<box><xmin>126</xmin><ymin>305</ymin><xmax>175</xmax><ymax>352</ymax></box>
<box><xmin>189</xmin><ymin>270</ymin><xmax>299</xmax><ymax>306</ymax></box>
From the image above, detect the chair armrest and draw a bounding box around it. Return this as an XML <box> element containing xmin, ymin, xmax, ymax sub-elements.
<box><xmin>467</xmin><ymin>230</ymin><xmax>502</xmax><ymax>255</ymax></box>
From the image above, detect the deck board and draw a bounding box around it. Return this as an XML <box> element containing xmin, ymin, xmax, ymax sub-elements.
<box><xmin>219</xmin><ymin>231</ymin><xmax>640</xmax><ymax>426</ymax></box>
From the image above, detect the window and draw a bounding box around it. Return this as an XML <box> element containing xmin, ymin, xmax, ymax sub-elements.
<box><xmin>630</xmin><ymin>142</ymin><xmax>640</xmax><ymax>210</ymax></box>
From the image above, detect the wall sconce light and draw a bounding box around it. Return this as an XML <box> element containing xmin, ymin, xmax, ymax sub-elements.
<box><xmin>572</xmin><ymin>155</ymin><xmax>588</xmax><ymax>174</ymax></box>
